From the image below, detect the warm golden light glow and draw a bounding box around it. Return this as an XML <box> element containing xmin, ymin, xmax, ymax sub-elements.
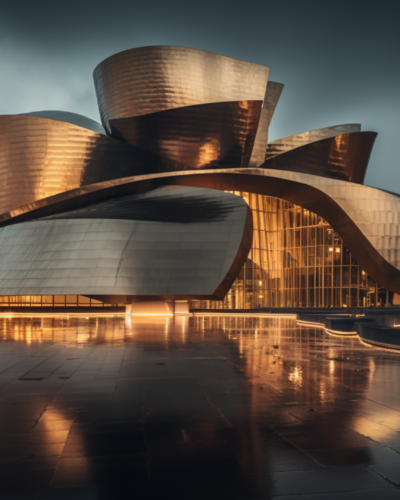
<box><xmin>194</xmin><ymin>312</ymin><xmax>297</xmax><ymax>319</ymax></box>
<box><xmin>192</xmin><ymin>192</ymin><xmax>381</xmax><ymax>310</ymax></box>
<box><xmin>288</xmin><ymin>364</ymin><xmax>303</xmax><ymax>386</ymax></box>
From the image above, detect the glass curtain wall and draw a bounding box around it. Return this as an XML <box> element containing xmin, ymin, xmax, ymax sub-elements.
<box><xmin>192</xmin><ymin>192</ymin><xmax>389</xmax><ymax>309</ymax></box>
<box><xmin>0</xmin><ymin>295</ymin><xmax>120</xmax><ymax>308</ymax></box>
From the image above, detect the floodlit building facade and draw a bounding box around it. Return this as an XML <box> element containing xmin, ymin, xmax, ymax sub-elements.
<box><xmin>0</xmin><ymin>46</ymin><xmax>398</xmax><ymax>311</ymax></box>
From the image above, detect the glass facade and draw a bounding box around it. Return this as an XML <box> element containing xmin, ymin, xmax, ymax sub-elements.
<box><xmin>0</xmin><ymin>296</ymin><xmax>120</xmax><ymax>308</ymax></box>
<box><xmin>192</xmin><ymin>192</ymin><xmax>391</xmax><ymax>309</ymax></box>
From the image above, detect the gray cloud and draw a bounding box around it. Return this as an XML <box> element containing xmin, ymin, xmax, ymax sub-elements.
<box><xmin>1</xmin><ymin>0</ymin><xmax>399</xmax><ymax>190</ymax></box>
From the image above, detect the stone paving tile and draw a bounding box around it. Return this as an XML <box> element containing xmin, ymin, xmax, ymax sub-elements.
<box><xmin>265</xmin><ymin>467</ymin><xmax>392</xmax><ymax>496</ymax></box>
<box><xmin>370</xmin><ymin>464</ymin><xmax>400</xmax><ymax>485</ymax></box>
<box><xmin>50</xmin><ymin>456</ymin><xmax>148</xmax><ymax>489</ymax></box>
<box><xmin>0</xmin><ymin>469</ymin><xmax>55</xmax><ymax>491</ymax></box>
<box><xmin>302</xmin><ymin>487</ymin><xmax>400</xmax><ymax>499</ymax></box>
<box><xmin>0</xmin><ymin>492</ymin><xmax>38</xmax><ymax>500</ymax></box>
<box><xmin>0</xmin><ymin>315</ymin><xmax>399</xmax><ymax>498</ymax></box>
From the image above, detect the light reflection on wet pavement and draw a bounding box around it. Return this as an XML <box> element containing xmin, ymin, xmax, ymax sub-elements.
<box><xmin>1</xmin><ymin>314</ymin><xmax>400</xmax><ymax>499</ymax></box>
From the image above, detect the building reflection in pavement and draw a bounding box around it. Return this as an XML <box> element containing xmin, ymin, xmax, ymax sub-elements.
<box><xmin>0</xmin><ymin>314</ymin><xmax>400</xmax><ymax>496</ymax></box>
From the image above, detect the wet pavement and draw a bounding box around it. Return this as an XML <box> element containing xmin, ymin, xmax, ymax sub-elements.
<box><xmin>1</xmin><ymin>313</ymin><xmax>400</xmax><ymax>499</ymax></box>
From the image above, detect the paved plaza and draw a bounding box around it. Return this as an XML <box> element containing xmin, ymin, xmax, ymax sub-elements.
<box><xmin>0</xmin><ymin>313</ymin><xmax>400</xmax><ymax>499</ymax></box>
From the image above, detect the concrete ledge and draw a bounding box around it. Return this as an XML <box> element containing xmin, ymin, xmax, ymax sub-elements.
<box><xmin>131</xmin><ymin>300</ymin><xmax>173</xmax><ymax>316</ymax></box>
<box><xmin>356</xmin><ymin>323</ymin><xmax>400</xmax><ymax>350</ymax></box>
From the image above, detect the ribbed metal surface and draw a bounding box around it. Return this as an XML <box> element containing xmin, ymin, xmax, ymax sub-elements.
<box><xmin>0</xmin><ymin>114</ymin><xmax>185</xmax><ymax>214</ymax></box>
<box><xmin>265</xmin><ymin>124</ymin><xmax>361</xmax><ymax>160</ymax></box>
<box><xmin>93</xmin><ymin>46</ymin><xmax>270</xmax><ymax>132</ymax></box>
<box><xmin>0</xmin><ymin>45</ymin><xmax>387</xmax><ymax>309</ymax></box>
<box><xmin>37</xmin><ymin>187</ymin><xmax>237</xmax><ymax>223</ymax></box>
<box><xmin>249</xmin><ymin>81</ymin><xmax>284</xmax><ymax>167</ymax></box>
<box><xmin>0</xmin><ymin>187</ymin><xmax>251</xmax><ymax>301</ymax></box>
<box><xmin>20</xmin><ymin>111</ymin><xmax>107</xmax><ymax>135</ymax></box>
<box><xmin>3</xmin><ymin>167</ymin><xmax>400</xmax><ymax>295</ymax></box>
<box><xmin>109</xmin><ymin>100</ymin><xmax>262</xmax><ymax>169</ymax></box>
<box><xmin>262</xmin><ymin>131</ymin><xmax>376</xmax><ymax>183</ymax></box>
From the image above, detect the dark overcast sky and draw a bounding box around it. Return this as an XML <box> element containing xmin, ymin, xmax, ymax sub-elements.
<box><xmin>1</xmin><ymin>0</ymin><xmax>399</xmax><ymax>191</ymax></box>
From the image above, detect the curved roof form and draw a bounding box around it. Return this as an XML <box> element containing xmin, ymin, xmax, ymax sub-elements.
<box><xmin>262</xmin><ymin>131</ymin><xmax>376</xmax><ymax>183</ymax></box>
<box><xmin>93</xmin><ymin>45</ymin><xmax>270</xmax><ymax>132</ymax></box>
<box><xmin>1</xmin><ymin>168</ymin><xmax>399</xmax><ymax>295</ymax></box>
<box><xmin>0</xmin><ymin>114</ymin><xmax>182</xmax><ymax>215</ymax></box>
<box><xmin>263</xmin><ymin>82</ymin><xmax>285</xmax><ymax>125</ymax></box>
<box><xmin>249</xmin><ymin>81</ymin><xmax>284</xmax><ymax>166</ymax></box>
<box><xmin>20</xmin><ymin>110</ymin><xmax>106</xmax><ymax>135</ymax></box>
<box><xmin>109</xmin><ymin>100</ymin><xmax>263</xmax><ymax>169</ymax></box>
<box><xmin>265</xmin><ymin>123</ymin><xmax>361</xmax><ymax>160</ymax></box>
<box><xmin>0</xmin><ymin>187</ymin><xmax>252</xmax><ymax>302</ymax></box>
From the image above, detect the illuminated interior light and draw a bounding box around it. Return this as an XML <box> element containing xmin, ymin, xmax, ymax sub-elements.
<box><xmin>329</xmin><ymin>247</ymin><xmax>333</xmax><ymax>252</ymax></box>
<box><xmin>296</xmin><ymin>319</ymin><xmax>357</xmax><ymax>337</ymax></box>
<box><xmin>296</xmin><ymin>320</ymin><xmax>325</xmax><ymax>328</ymax></box>
<box><xmin>335</xmin><ymin>247</ymin><xmax>341</xmax><ymax>253</ymax></box>
<box><xmin>0</xmin><ymin>312</ymin><xmax>124</xmax><ymax>318</ymax></box>
<box><xmin>194</xmin><ymin>312</ymin><xmax>297</xmax><ymax>319</ymax></box>
<box><xmin>325</xmin><ymin>328</ymin><xmax>357</xmax><ymax>337</ymax></box>
<box><xmin>131</xmin><ymin>313</ymin><xmax>174</xmax><ymax>317</ymax></box>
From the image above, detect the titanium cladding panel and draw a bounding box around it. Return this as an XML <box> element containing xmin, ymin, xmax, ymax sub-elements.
<box><xmin>249</xmin><ymin>81</ymin><xmax>284</xmax><ymax>167</ymax></box>
<box><xmin>0</xmin><ymin>187</ymin><xmax>252</xmax><ymax>301</ymax></box>
<box><xmin>93</xmin><ymin>45</ymin><xmax>270</xmax><ymax>131</ymax></box>
<box><xmin>21</xmin><ymin>110</ymin><xmax>107</xmax><ymax>135</ymax></box>
<box><xmin>263</xmin><ymin>131</ymin><xmax>377</xmax><ymax>183</ymax></box>
<box><xmin>109</xmin><ymin>100</ymin><xmax>263</xmax><ymax>169</ymax></box>
<box><xmin>0</xmin><ymin>114</ymin><xmax>185</xmax><ymax>215</ymax></box>
<box><xmin>0</xmin><ymin>44</ymin><xmax>388</xmax><ymax>307</ymax></box>
<box><xmin>265</xmin><ymin>124</ymin><xmax>362</xmax><ymax>159</ymax></box>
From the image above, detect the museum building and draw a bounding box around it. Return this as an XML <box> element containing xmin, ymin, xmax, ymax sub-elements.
<box><xmin>0</xmin><ymin>46</ymin><xmax>399</xmax><ymax>311</ymax></box>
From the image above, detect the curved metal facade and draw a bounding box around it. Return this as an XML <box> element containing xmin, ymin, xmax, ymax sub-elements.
<box><xmin>0</xmin><ymin>45</ymin><xmax>396</xmax><ymax>309</ymax></box>
<box><xmin>249</xmin><ymin>81</ymin><xmax>284</xmax><ymax>167</ymax></box>
<box><xmin>20</xmin><ymin>110</ymin><xmax>107</xmax><ymax>135</ymax></box>
<box><xmin>93</xmin><ymin>46</ymin><xmax>270</xmax><ymax>126</ymax></box>
<box><xmin>109</xmin><ymin>100</ymin><xmax>262</xmax><ymax>169</ymax></box>
<box><xmin>0</xmin><ymin>187</ymin><xmax>252</xmax><ymax>302</ymax></box>
<box><xmin>0</xmin><ymin>113</ymin><xmax>185</xmax><ymax>215</ymax></box>
<box><xmin>93</xmin><ymin>46</ymin><xmax>271</xmax><ymax>170</ymax></box>
<box><xmin>265</xmin><ymin>124</ymin><xmax>362</xmax><ymax>160</ymax></box>
<box><xmin>263</xmin><ymin>132</ymin><xmax>377</xmax><ymax>183</ymax></box>
<box><xmin>0</xmin><ymin>167</ymin><xmax>399</xmax><ymax>297</ymax></box>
